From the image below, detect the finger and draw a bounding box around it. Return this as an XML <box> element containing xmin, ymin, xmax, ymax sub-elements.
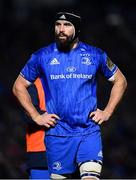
<box><xmin>92</xmin><ymin>116</ymin><xmax>101</xmax><ymax>123</ymax></box>
<box><xmin>90</xmin><ymin>112</ymin><xmax>95</xmax><ymax>118</ymax></box>
<box><xmin>48</xmin><ymin>121</ymin><xmax>55</xmax><ymax>126</ymax></box>
<box><xmin>45</xmin><ymin>124</ymin><xmax>50</xmax><ymax>128</ymax></box>
<box><xmin>51</xmin><ymin>114</ymin><xmax>60</xmax><ymax>120</ymax></box>
<box><xmin>93</xmin><ymin>118</ymin><xmax>100</xmax><ymax>123</ymax></box>
<box><xmin>91</xmin><ymin>115</ymin><xmax>96</xmax><ymax>121</ymax></box>
<box><xmin>98</xmin><ymin>120</ymin><xmax>104</xmax><ymax>125</ymax></box>
<box><xmin>49</xmin><ymin>118</ymin><xmax>57</xmax><ymax>124</ymax></box>
<box><xmin>50</xmin><ymin>119</ymin><xmax>57</xmax><ymax>124</ymax></box>
<box><xmin>91</xmin><ymin>113</ymin><xmax>98</xmax><ymax>121</ymax></box>
<box><xmin>48</xmin><ymin>121</ymin><xmax>56</xmax><ymax>126</ymax></box>
<box><xmin>49</xmin><ymin>117</ymin><xmax>57</xmax><ymax>121</ymax></box>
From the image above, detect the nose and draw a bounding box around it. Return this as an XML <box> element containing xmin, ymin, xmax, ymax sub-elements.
<box><xmin>59</xmin><ymin>24</ymin><xmax>65</xmax><ymax>32</ymax></box>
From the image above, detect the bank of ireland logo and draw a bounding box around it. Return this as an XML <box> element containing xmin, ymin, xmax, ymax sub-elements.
<box><xmin>81</xmin><ymin>57</ymin><xmax>92</xmax><ymax>65</ymax></box>
<box><xmin>52</xmin><ymin>161</ymin><xmax>62</xmax><ymax>170</ymax></box>
<box><xmin>66</xmin><ymin>66</ymin><xmax>76</xmax><ymax>73</ymax></box>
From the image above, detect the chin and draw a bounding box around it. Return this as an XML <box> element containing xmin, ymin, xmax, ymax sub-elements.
<box><xmin>55</xmin><ymin>36</ymin><xmax>73</xmax><ymax>52</ymax></box>
<box><xmin>59</xmin><ymin>39</ymin><xmax>67</xmax><ymax>44</ymax></box>
<box><xmin>57</xmin><ymin>41</ymin><xmax>71</xmax><ymax>52</ymax></box>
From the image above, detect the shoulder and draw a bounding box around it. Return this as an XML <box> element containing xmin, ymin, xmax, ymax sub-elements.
<box><xmin>80</xmin><ymin>42</ymin><xmax>105</xmax><ymax>55</ymax></box>
<box><xmin>33</xmin><ymin>43</ymin><xmax>56</xmax><ymax>57</ymax></box>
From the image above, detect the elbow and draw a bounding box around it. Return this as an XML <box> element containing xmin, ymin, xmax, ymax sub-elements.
<box><xmin>114</xmin><ymin>73</ymin><xmax>128</xmax><ymax>93</ymax></box>
<box><xmin>121</xmin><ymin>76</ymin><xmax>127</xmax><ymax>93</ymax></box>
<box><xmin>12</xmin><ymin>75</ymin><xmax>25</xmax><ymax>96</ymax></box>
<box><xmin>123</xmin><ymin>77</ymin><xmax>127</xmax><ymax>91</ymax></box>
<box><xmin>12</xmin><ymin>82</ymin><xmax>18</xmax><ymax>96</ymax></box>
<box><xmin>12</xmin><ymin>78</ymin><xmax>22</xmax><ymax>97</ymax></box>
<box><xmin>12</xmin><ymin>76</ymin><xmax>30</xmax><ymax>97</ymax></box>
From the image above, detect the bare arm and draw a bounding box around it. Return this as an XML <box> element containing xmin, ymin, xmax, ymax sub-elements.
<box><xmin>90</xmin><ymin>69</ymin><xmax>127</xmax><ymax>124</ymax></box>
<box><xmin>12</xmin><ymin>75</ymin><xmax>60</xmax><ymax>127</ymax></box>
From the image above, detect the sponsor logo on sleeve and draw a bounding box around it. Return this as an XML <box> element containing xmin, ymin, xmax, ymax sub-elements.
<box><xmin>106</xmin><ymin>57</ymin><xmax>115</xmax><ymax>71</ymax></box>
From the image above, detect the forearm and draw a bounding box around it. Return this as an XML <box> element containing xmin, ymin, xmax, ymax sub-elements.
<box><xmin>104</xmin><ymin>74</ymin><xmax>127</xmax><ymax>116</ymax></box>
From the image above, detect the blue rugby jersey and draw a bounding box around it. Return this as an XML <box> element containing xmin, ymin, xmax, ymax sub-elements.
<box><xmin>21</xmin><ymin>42</ymin><xmax>118</xmax><ymax>136</ymax></box>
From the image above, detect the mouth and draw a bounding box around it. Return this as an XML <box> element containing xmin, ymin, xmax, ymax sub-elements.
<box><xmin>58</xmin><ymin>33</ymin><xmax>67</xmax><ymax>38</ymax></box>
<box><xmin>58</xmin><ymin>36</ymin><xmax>66</xmax><ymax>40</ymax></box>
<box><xmin>59</xmin><ymin>34</ymin><xmax>66</xmax><ymax>37</ymax></box>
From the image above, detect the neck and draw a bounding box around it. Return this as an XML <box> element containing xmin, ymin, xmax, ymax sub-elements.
<box><xmin>71</xmin><ymin>38</ymin><xmax>79</xmax><ymax>49</ymax></box>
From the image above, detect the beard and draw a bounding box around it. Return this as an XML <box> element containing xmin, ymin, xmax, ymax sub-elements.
<box><xmin>55</xmin><ymin>32</ymin><xmax>74</xmax><ymax>52</ymax></box>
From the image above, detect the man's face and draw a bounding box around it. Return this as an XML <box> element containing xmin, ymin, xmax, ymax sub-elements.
<box><xmin>55</xmin><ymin>20</ymin><xmax>75</xmax><ymax>50</ymax></box>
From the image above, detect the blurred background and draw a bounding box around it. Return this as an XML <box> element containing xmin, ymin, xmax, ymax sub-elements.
<box><xmin>0</xmin><ymin>0</ymin><xmax>136</xmax><ymax>178</ymax></box>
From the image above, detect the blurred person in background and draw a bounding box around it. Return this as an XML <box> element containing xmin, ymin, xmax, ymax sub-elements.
<box><xmin>12</xmin><ymin>12</ymin><xmax>127</xmax><ymax>179</ymax></box>
<box><xmin>25</xmin><ymin>78</ymin><xmax>49</xmax><ymax>179</ymax></box>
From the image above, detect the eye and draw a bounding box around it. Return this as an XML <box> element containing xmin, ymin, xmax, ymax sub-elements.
<box><xmin>55</xmin><ymin>22</ymin><xmax>61</xmax><ymax>26</ymax></box>
<box><xmin>64</xmin><ymin>23</ymin><xmax>72</xmax><ymax>27</ymax></box>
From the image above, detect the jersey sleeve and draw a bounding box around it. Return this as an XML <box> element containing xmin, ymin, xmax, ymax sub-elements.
<box><xmin>99</xmin><ymin>51</ymin><xmax>118</xmax><ymax>80</ymax></box>
<box><xmin>20</xmin><ymin>53</ymin><xmax>42</xmax><ymax>83</ymax></box>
